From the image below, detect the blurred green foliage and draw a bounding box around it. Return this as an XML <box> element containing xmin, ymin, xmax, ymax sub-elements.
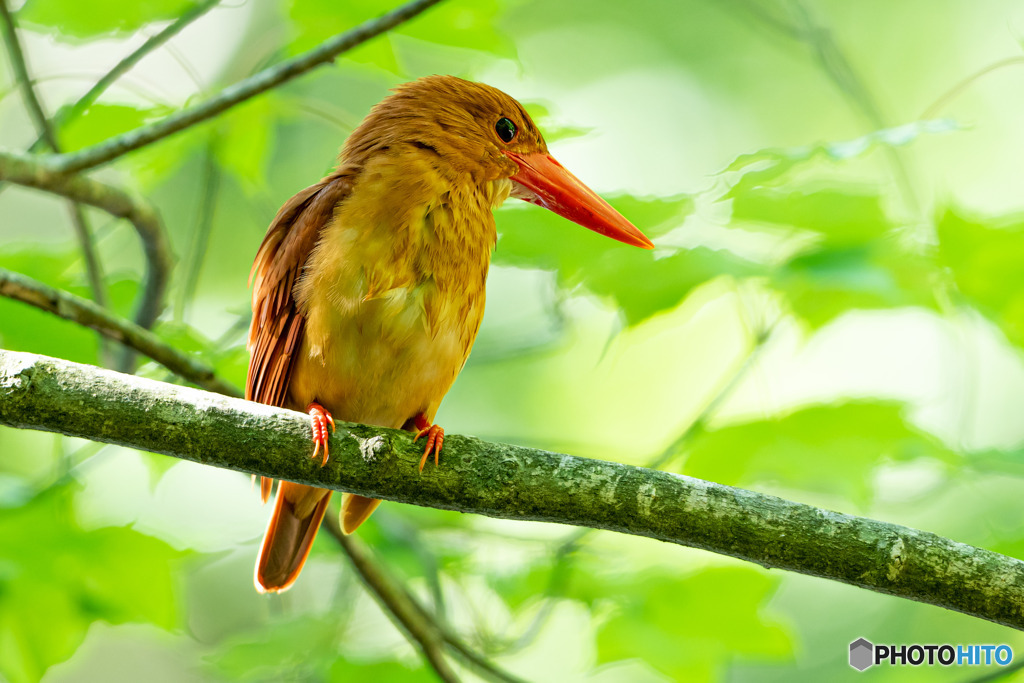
<box><xmin>18</xmin><ymin>0</ymin><xmax>200</xmax><ymax>38</ymax></box>
<box><xmin>2</xmin><ymin>0</ymin><xmax>1024</xmax><ymax>681</ymax></box>
<box><xmin>0</xmin><ymin>487</ymin><xmax>180</xmax><ymax>681</ymax></box>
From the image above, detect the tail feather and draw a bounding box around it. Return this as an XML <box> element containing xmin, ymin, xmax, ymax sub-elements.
<box><xmin>341</xmin><ymin>494</ymin><xmax>381</xmax><ymax>534</ymax></box>
<box><xmin>255</xmin><ymin>482</ymin><xmax>331</xmax><ymax>593</ymax></box>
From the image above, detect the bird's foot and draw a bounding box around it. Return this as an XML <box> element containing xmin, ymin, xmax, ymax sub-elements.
<box><xmin>308</xmin><ymin>402</ymin><xmax>335</xmax><ymax>467</ymax></box>
<box><xmin>412</xmin><ymin>413</ymin><xmax>444</xmax><ymax>472</ymax></box>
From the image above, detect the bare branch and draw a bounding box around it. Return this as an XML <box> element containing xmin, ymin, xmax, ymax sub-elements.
<box><xmin>0</xmin><ymin>150</ymin><xmax>172</xmax><ymax>361</ymax></box>
<box><xmin>0</xmin><ymin>0</ymin><xmax>109</xmax><ymax>318</ymax></box>
<box><xmin>0</xmin><ymin>268</ymin><xmax>239</xmax><ymax>396</ymax></box>
<box><xmin>3</xmin><ymin>349</ymin><xmax>1024</xmax><ymax>631</ymax></box>
<box><xmin>324</xmin><ymin>518</ymin><xmax>527</xmax><ymax>683</ymax></box>
<box><xmin>25</xmin><ymin>0</ymin><xmax>222</xmax><ymax>156</ymax></box>
<box><xmin>0</xmin><ymin>0</ymin><xmax>56</xmax><ymax>149</ymax></box>
<box><xmin>45</xmin><ymin>0</ymin><xmax>445</xmax><ymax>174</ymax></box>
<box><xmin>324</xmin><ymin>519</ymin><xmax>461</xmax><ymax>683</ymax></box>
<box><xmin>175</xmin><ymin>139</ymin><xmax>219</xmax><ymax>322</ymax></box>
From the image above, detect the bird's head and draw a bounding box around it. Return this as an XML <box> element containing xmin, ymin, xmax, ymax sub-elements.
<box><xmin>341</xmin><ymin>75</ymin><xmax>653</xmax><ymax>250</ymax></box>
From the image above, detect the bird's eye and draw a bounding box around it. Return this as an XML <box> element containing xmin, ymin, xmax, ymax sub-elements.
<box><xmin>495</xmin><ymin>117</ymin><xmax>517</xmax><ymax>144</ymax></box>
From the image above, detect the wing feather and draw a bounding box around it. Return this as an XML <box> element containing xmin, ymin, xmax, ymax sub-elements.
<box><xmin>245</xmin><ymin>172</ymin><xmax>352</xmax><ymax>409</ymax></box>
<box><xmin>246</xmin><ymin>171</ymin><xmax>352</xmax><ymax>502</ymax></box>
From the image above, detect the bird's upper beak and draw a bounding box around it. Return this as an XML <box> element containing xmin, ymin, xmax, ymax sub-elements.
<box><xmin>502</xmin><ymin>150</ymin><xmax>654</xmax><ymax>249</ymax></box>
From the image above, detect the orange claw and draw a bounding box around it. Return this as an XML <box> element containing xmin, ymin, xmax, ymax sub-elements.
<box><xmin>412</xmin><ymin>413</ymin><xmax>444</xmax><ymax>472</ymax></box>
<box><xmin>307</xmin><ymin>402</ymin><xmax>335</xmax><ymax>467</ymax></box>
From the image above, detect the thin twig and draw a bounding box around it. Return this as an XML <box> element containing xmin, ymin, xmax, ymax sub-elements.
<box><xmin>920</xmin><ymin>56</ymin><xmax>1024</xmax><ymax>121</ymax></box>
<box><xmin>175</xmin><ymin>139</ymin><xmax>220</xmax><ymax>322</ymax></box>
<box><xmin>324</xmin><ymin>517</ymin><xmax>527</xmax><ymax>683</ymax></box>
<box><xmin>64</xmin><ymin>202</ymin><xmax>114</xmax><ymax>366</ymax></box>
<box><xmin>376</xmin><ymin>511</ymin><xmax>448</xmax><ymax>619</ymax></box>
<box><xmin>0</xmin><ymin>150</ymin><xmax>173</xmax><ymax>365</ymax></box>
<box><xmin>46</xmin><ymin>0</ymin><xmax>446</xmax><ymax>173</ymax></box>
<box><xmin>22</xmin><ymin>0</ymin><xmax>221</xmax><ymax>156</ymax></box>
<box><xmin>0</xmin><ymin>0</ymin><xmax>109</xmax><ymax>326</ymax></box>
<box><xmin>0</xmin><ymin>268</ymin><xmax>239</xmax><ymax>396</ymax></box>
<box><xmin>323</xmin><ymin>518</ymin><xmax>462</xmax><ymax>683</ymax></box>
<box><xmin>731</xmin><ymin>0</ymin><xmax>922</xmax><ymax>219</ymax></box>
<box><xmin>0</xmin><ymin>0</ymin><xmax>56</xmax><ymax>149</ymax></box>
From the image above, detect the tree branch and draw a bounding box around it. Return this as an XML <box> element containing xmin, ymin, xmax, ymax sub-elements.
<box><xmin>0</xmin><ymin>0</ymin><xmax>56</xmax><ymax>149</ymax></box>
<box><xmin>0</xmin><ymin>276</ymin><xmax>514</xmax><ymax>677</ymax></box>
<box><xmin>24</xmin><ymin>0</ymin><xmax>221</xmax><ymax>156</ymax></box>
<box><xmin>323</xmin><ymin>518</ymin><xmax>526</xmax><ymax>683</ymax></box>
<box><xmin>0</xmin><ymin>268</ymin><xmax>238</xmax><ymax>396</ymax></box>
<box><xmin>323</xmin><ymin>519</ymin><xmax>460</xmax><ymax>683</ymax></box>
<box><xmin>0</xmin><ymin>150</ymin><xmax>172</xmax><ymax>365</ymax></box>
<box><xmin>44</xmin><ymin>0</ymin><xmax>444</xmax><ymax>174</ymax></box>
<box><xmin>0</xmin><ymin>0</ymin><xmax>109</xmax><ymax>318</ymax></box>
<box><xmin>3</xmin><ymin>349</ymin><xmax>1024</xmax><ymax>631</ymax></box>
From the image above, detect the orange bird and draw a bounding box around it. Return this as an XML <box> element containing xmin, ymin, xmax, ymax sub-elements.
<box><xmin>247</xmin><ymin>75</ymin><xmax>652</xmax><ymax>593</ymax></box>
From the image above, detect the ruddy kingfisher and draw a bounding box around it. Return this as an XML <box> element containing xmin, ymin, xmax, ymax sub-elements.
<box><xmin>247</xmin><ymin>75</ymin><xmax>653</xmax><ymax>593</ymax></box>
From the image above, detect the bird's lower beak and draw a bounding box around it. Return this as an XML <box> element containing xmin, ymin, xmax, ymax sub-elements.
<box><xmin>502</xmin><ymin>150</ymin><xmax>654</xmax><ymax>249</ymax></box>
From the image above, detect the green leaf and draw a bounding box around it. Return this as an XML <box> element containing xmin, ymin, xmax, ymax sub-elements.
<box><xmin>0</xmin><ymin>249</ymin><xmax>105</xmax><ymax>365</ymax></box>
<box><xmin>684</xmin><ymin>402</ymin><xmax>958</xmax><ymax>506</ymax></box>
<box><xmin>209</xmin><ymin>612</ymin><xmax>434</xmax><ymax>683</ymax></box>
<box><xmin>733</xmin><ymin>188</ymin><xmax>890</xmax><ymax>247</ymax></box>
<box><xmin>17</xmin><ymin>0</ymin><xmax>200</xmax><ymax>39</ymax></box>
<box><xmin>329</xmin><ymin>659</ymin><xmax>434</xmax><ymax>682</ymax></box>
<box><xmin>0</xmin><ymin>247</ymin><xmax>142</xmax><ymax>365</ymax></box>
<box><xmin>288</xmin><ymin>0</ymin><xmax>512</xmax><ymax>73</ymax></box>
<box><xmin>772</xmin><ymin>244</ymin><xmax>937</xmax><ymax>328</ymax></box>
<box><xmin>209</xmin><ymin>614</ymin><xmax>341</xmax><ymax>681</ymax></box>
<box><xmin>724</xmin><ymin>119</ymin><xmax>960</xmax><ymax>195</ymax></box>
<box><xmin>731</xmin><ymin>185</ymin><xmax>937</xmax><ymax>327</ymax></box>
<box><xmin>214</xmin><ymin>96</ymin><xmax>279</xmax><ymax>194</ymax></box>
<box><xmin>595</xmin><ymin>567</ymin><xmax>791</xmax><ymax>680</ymax></box>
<box><xmin>937</xmin><ymin>208</ymin><xmax>1024</xmax><ymax>347</ymax></box>
<box><xmin>523</xmin><ymin>102</ymin><xmax>591</xmax><ymax>143</ymax></box>
<box><xmin>0</xmin><ymin>487</ymin><xmax>181</xmax><ymax>683</ymax></box>
<box><xmin>397</xmin><ymin>0</ymin><xmax>514</xmax><ymax>59</ymax></box>
<box><xmin>493</xmin><ymin>195</ymin><xmax>741</xmax><ymax>326</ymax></box>
<box><xmin>59</xmin><ymin>104</ymin><xmax>170</xmax><ymax>152</ymax></box>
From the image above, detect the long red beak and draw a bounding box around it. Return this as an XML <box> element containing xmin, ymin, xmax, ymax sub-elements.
<box><xmin>502</xmin><ymin>150</ymin><xmax>654</xmax><ymax>249</ymax></box>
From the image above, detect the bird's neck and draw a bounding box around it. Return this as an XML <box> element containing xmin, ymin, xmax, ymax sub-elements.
<box><xmin>347</xmin><ymin>150</ymin><xmax>508</xmax><ymax>289</ymax></box>
<box><xmin>301</xmin><ymin>151</ymin><xmax>509</xmax><ymax>320</ymax></box>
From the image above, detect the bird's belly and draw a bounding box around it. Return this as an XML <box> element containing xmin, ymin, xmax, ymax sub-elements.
<box><xmin>288</xmin><ymin>293</ymin><xmax>479</xmax><ymax>428</ymax></box>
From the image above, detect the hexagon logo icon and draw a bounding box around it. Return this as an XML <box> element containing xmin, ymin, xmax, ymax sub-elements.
<box><xmin>850</xmin><ymin>638</ymin><xmax>874</xmax><ymax>671</ymax></box>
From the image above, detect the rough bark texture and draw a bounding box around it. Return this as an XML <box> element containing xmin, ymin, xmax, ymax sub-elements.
<box><xmin>2</xmin><ymin>349</ymin><xmax>1023</xmax><ymax>630</ymax></box>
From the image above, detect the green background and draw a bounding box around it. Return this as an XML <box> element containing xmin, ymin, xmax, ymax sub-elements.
<box><xmin>2</xmin><ymin>0</ymin><xmax>1024</xmax><ymax>680</ymax></box>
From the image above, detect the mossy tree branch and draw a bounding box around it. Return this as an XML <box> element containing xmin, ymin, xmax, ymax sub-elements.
<box><xmin>2</xmin><ymin>349</ymin><xmax>1023</xmax><ymax>631</ymax></box>
<box><xmin>0</xmin><ymin>150</ymin><xmax>172</xmax><ymax>368</ymax></box>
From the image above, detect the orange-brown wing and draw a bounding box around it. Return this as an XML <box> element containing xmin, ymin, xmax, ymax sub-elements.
<box><xmin>246</xmin><ymin>171</ymin><xmax>352</xmax><ymax>500</ymax></box>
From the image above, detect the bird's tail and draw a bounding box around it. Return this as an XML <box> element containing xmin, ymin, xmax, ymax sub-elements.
<box><xmin>255</xmin><ymin>481</ymin><xmax>332</xmax><ymax>593</ymax></box>
<box><xmin>341</xmin><ymin>494</ymin><xmax>381</xmax><ymax>534</ymax></box>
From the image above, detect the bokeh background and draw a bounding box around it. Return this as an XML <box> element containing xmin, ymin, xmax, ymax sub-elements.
<box><xmin>3</xmin><ymin>0</ymin><xmax>1024</xmax><ymax>680</ymax></box>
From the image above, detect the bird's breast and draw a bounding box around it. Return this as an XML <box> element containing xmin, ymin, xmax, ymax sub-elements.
<box><xmin>288</xmin><ymin>163</ymin><xmax>503</xmax><ymax>428</ymax></box>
